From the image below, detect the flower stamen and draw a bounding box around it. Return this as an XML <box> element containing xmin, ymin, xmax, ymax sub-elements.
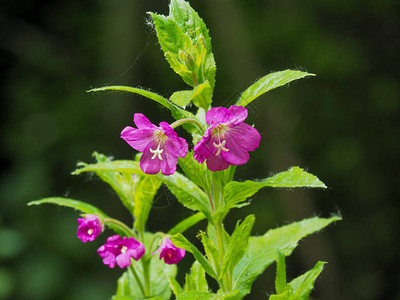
<box><xmin>213</xmin><ymin>140</ymin><xmax>229</xmax><ymax>156</ymax></box>
<box><xmin>150</xmin><ymin>144</ymin><xmax>164</xmax><ymax>160</ymax></box>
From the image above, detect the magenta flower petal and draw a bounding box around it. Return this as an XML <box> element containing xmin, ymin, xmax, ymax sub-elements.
<box><xmin>206</xmin><ymin>152</ymin><xmax>230</xmax><ymax>171</ymax></box>
<box><xmin>226</xmin><ymin>105</ymin><xmax>248</xmax><ymax>125</ymax></box>
<box><xmin>77</xmin><ymin>214</ymin><xmax>103</xmax><ymax>243</ymax></box>
<box><xmin>121</xmin><ymin>126</ymin><xmax>156</xmax><ymax>152</ymax></box>
<box><xmin>194</xmin><ymin>105</ymin><xmax>261</xmax><ymax>171</ymax></box>
<box><xmin>97</xmin><ymin>235</ymin><xmax>145</xmax><ymax>269</ymax></box>
<box><xmin>153</xmin><ymin>237</ymin><xmax>185</xmax><ymax>265</ymax></box>
<box><xmin>121</xmin><ymin>114</ymin><xmax>188</xmax><ymax>175</ymax></box>
<box><xmin>206</xmin><ymin>107</ymin><xmax>229</xmax><ymax>125</ymax></box>
<box><xmin>134</xmin><ymin>113</ymin><xmax>158</xmax><ymax>130</ymax></box>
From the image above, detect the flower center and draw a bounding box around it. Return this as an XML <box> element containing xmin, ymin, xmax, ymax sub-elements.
<box><xmin>150</xmin><ymin>144</ymin><xmax>164</xmax><ymax>160</ymax></box>
<box><xmin>213</xmin><ymin>140</ymin><xmax>229</xmax><ymax>156</ymax></box>
<box><xmin>120</xmin><ymin>246</ymin><xmax>128</xmax><ymax>253</ymax></box>
<box><xmin>87</xmin><ymin>229</ymin><xmax>94</xmax><ymax>235</ymax></box>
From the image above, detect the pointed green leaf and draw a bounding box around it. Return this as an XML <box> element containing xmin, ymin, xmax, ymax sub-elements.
<box><xmin>190</xmin><ymin>81</ymin><xmax>212</xmax><ymax>109</ymax></box>
<box><xmin>200</xmin><ymin>231</ymin><xmax>220</xmax><ymax>275</ymax></box>
<box><xmin>168</xmin><ymin>274</ymin><xmax>183</xmax><ymax>298</ymax></box>
<box><xmin>176</xmin><ymin>290</ymin><xmax>240</xmax><ymax>300</ymax></box>
<box><xmin>224</xmin><ymin>167</ymin><xmax>327</xmax><ymax>210</ymax></box>
<box><xmin>236</xmin><ymin>70</ymin><xmax>315</xmax><ymax>107</ymax></box>
<box><xmin>167</xmin><ymin>212</ymin><xmax>206</xmax><ymax>235</ymax></box>
<box><xmin>275</xmin><ymin>249</ymin><xmax>286</xmax><ymax>295</ymax></box>
<box><xmin>187</xmin><ymin>261</ymin><xmax>208</xmax><ymax>292</ymax></box>
<box><xmin>28</xmin><ymin>197</ymin><xmax>106</xmax><ymax>217</ymax></box>
<box><xmin>289</xmin><ymin>261</ymin><xmax>326</xmax><ymax>298</ymax></box>
<box><xmin>170</xmin><ymin>90</ymin><xmax>193</xmax><ymax>107</ymax></box>
<box><xmin>269</xmin><ymin>291</ymin><xmax>300</xmax><ymax>300</ymax></box>
<box><xmin>134</xmin><ymin>176</ymin><xmax>162</xmax><ymax>234</ymax></box>
<box><xmin>232</xmin><ymin>216</ymin><xmax>340</xmax><ymax>297</ymax></box>
<box><xmin>220</xmin><ymin>215</ymin><xmax>255</xmax><ymax>278</ymax></box>
<box><xmin>170</xmin><ymin>233</ymin><xmax>217</xmax><ymax>279</ymax></box>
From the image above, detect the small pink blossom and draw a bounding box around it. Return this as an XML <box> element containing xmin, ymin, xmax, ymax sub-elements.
<box><xmin>193</xmin><ymin>105</ymin><xmax>261</xmax><ymax>171</ymax></box>
<box><xmin>153</xmin><ymin>237</ymin><xmax>185</xmax><ymax>264</ymax></box>
<box><xmin>97</xmin><ymin>235</ymin><xmax>145</xmax><ymax>268</ymax></box>
<box><xmin>77</xmin><ymin>214</ymin><xmax>103</xmax><ymax>243</ymax></box>
<box><xmin>121</xmin><ymin>113</ymin><xmax>188</xmax><ymax>175</ymax></box>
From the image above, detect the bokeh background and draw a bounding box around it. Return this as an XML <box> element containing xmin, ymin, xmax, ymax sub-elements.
<box><xmin>1</xmin><ymin>0</ymin><xmax>399</xmax><ymax>299</ymax></box>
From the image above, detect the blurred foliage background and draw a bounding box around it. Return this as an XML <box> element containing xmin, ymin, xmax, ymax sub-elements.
<box><xmin>1</xmin><ymin>0</ymin><xmax>399</xmax><ymax>299</ymax></box>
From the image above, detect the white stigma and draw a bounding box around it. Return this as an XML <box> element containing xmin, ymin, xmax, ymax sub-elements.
<box><xmin>213</xmin><ymin>140</ymin><xmax>229</xmax><ymax>156</ymax></box>
<box><xmin>121</xmin><ymin>246</ymin><xmax>128</xmax><ymax>253</ymax></box>
<box><xmin>87</xmin><ymin>229</ymin><xmax>94</xmax><ymax>235</ymax></box>
<box><xmin>150</xmin><ymin>144</ymin><xmax>164</xmax><ymax>160</ymax></box>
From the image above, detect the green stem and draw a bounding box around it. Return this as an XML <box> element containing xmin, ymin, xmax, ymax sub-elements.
<box><xmin>170</xmin><ymin>117</ymin><xmax>205</xmax><ymax>133</ymax></box>
<box><xmin>129</xmin><ymin>263</ymin><xmax>146</xmax><ymax>297</ymax></box>
<box><xmin>211</xmin><ymin>173</ymin><xmax>231</xmax><ymax>291</ymax></box>
<box><xmin>142</xmin><ymin>259</ymin><xmax>151</xmax><ymax>296</ymax></box>
<box><xmin>104</xmin><ymin>218</ymin><xmax>137</xmax><ymax>238</ymax></box>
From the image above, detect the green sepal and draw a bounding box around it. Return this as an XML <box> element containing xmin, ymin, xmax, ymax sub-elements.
<box><xmin>236</xmin><ymin>70</ymin><xmax>315</xmax><ymax>107</ymax></box>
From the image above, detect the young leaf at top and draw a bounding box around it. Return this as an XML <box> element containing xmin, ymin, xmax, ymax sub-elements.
<box><xmin>150</xmin><ymin>0</ymin><xmax>216</xmax><ymax>89</ymax></box>
<box><xmin>232</xmin><ymin>216</ymin><xmax>340</xmax><ymax>298</ymax></box>
<box><xmin>236</xmin><ymin>70</ymin><xmax>315</xmax><ymax>107</ymax></box>
<box><xmin>224</xmin><ymin>167</ymin><xmax>326</xmax><ymax>214</ymax></box>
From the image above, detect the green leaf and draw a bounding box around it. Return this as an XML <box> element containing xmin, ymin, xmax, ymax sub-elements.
<box><xmin>169</xmin><ymin>0</ymin><xmax>216</xmax><ymax>88</ymax></box>
<box><xmin>269</xmin><ymin>291</ymin><xmax>300</xmax><ymax>300</ymax></box>
<box><xmin>167</xmin><ymin>212</ymin><xmax>206</xmax><ymax>235</ymax></box>
<box><xmin>190</xmin><ymin>81</ymin><xmax>212</xmax><ymax>109</ymax></box>
<box><xmin>134</xmin><ymin>176</ymin><xmax>162</xmax><ymax>234</ymax></box>
<box><xmin>168</xmin><ymin>274</ymin><xmax>183</xmax><ymax>298</ymax></box>
<box><xmin>236</xmin><ymin>70</ymin><xmax>315</xmax><ymax>107</ymax></box>
<box><xmin>232</xmin><ymin>216</ymin><xmax>340</xmax><ymax>297</ymax></box>
<box><xmin>170</xmin><ymin>233</ymin><xmax>217</xmax><ymax>279</ymax></box>
<box><xmin>170</xmin><ymin>90</ymin><xmax>193</xmax><ymax>108</ymax></box>
<box><xmin>87</xmin><ymin>86</ymin><xmax>200</xmax><ymax>134</ymax></box>
<box><xmin>73</xmin><ymin>160</ymin><xmax>212</xmax><ymax>221</ymax></box>
<box><xmin>200</xmin><ymin>231</ymin><xmax>220</xmax><ymax>275</ymax></box>
<box><xmin>224</xmin><ymin>167</ymin><xmax>327</xmax><ymax>211</ymax></box>
<box><xmin>176</xmin><ymin>290</ymin><xmax>240</xmax><ymax>300</ymax></box>
<box><xmin>220</xmin><ymin>215</ymin><xmax>255</xmax><ymax>279</ymax></box>
<box><xmin>289</xmin><ymin>261</ymin><xmax>326</xmax><ymax>298</ymax></box>
<box><xmin>185</xmin><ymin>261</ymin><xmax>208</xmax><ymax>292</ymax></box>
<box><xmin>178</xmin><ymin>151</ymin><xmax>210</xmax><ymax>193</ymax></box>
<box><xmin>275</xmin><ymin>249</ymin><xmax>286</xmax><ymax>295</ymax></box>
<box><xmin>28</xmin><ymin>197</ymin><xmax>107</xmax><ymax>217</ymax></box>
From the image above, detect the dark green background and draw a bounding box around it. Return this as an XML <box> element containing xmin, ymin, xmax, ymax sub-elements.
<box><xmin>1</xmin><ymin>0</ymin><xmax>399</xmax><ymax>299</ymax></box>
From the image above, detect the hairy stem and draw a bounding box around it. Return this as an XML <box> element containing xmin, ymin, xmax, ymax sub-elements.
<box><xmin>129</xmin><ymin>263</ymin><xmax>146</xmax><ymax>297</ymax></box>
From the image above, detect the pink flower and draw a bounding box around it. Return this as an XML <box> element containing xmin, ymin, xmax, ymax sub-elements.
<box><xmin>121</xmin><ymin>113</ymin><xmax>188</xmax><ymax>175</ymax></box>
<box><xmin>97</xmin><ymin>235</ymin><xmax>145</xmax><ymax>268</ymax></box>
<box><xmin>193</xmin><ymin>105</ymin><xmax>261</xmax><ymax>171</ymax></box>
<box><xmin>153</xmin><ymin>237</ymin><xmax>185</xmax><ymax>265</ymax></box>
<box><xmin>77</xmin><ymin>214</ymin><xmax>103</xmax><ymax>243</ymax></box>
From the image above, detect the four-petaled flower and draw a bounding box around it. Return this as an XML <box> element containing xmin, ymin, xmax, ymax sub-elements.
<box><xmin>77</xmin><ymin>214</ymin><xmax>103</xmax><ymax>243</ymax></box>
<box><xmin>153</xmin><ymin>237</ymin><xmax>186</xmax><ymax>265</ymax></box>
<box><xmin>121</xmin><ymin>113</ymin><xmax>188</xmax><ymax>175</ymax></box>
<box><xmin>97</xmin><ymin>235</ymin><xmax>145</xmax><ymax>268</ymax></box>
<box><xmin>193</xmin><ymin>105</ymin><xmax>261</xmax><ymax>171</ymax></box>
